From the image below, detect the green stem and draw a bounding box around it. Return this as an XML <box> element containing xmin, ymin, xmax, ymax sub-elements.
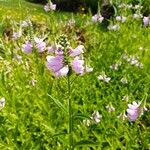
<box><xmin>68</xmin><ymin>75</ymin><xmax>73</xmax><ymax>150</ymax></box>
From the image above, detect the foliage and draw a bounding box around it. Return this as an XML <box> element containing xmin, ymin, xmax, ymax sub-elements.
<box><xmin>0</xmin><ymin>0</ymin><xmax>150</xmax><ymax>149</ymax></box>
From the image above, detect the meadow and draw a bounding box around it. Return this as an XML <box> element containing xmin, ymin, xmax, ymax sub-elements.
<box><xmin>0</xmin><ymin>0</ymin><xmax>150</xmax><ymax>149</ymax></box>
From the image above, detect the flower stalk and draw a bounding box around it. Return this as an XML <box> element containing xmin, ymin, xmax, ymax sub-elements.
<box><xmin>67</xmin><ymin>74</ymin><xmax>73</xmax><ymax>150</ymax></box>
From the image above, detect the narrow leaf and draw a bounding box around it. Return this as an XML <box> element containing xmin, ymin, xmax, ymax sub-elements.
<box><xmin>47</xmin><ymin>94</ymin><xmax>68</xmax><ymax>113</ymax></box>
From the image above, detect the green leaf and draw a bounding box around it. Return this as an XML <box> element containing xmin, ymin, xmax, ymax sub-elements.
<box><xmin>47</xmin><ymin>94</ymin><xmax>68</xmax><ymax>114</ymax></box>
<box><xmin>73</xmin><ymin>140</ymin><xmax>99</xmax><ymax>148</ymax></box>
<box><xmin>73</xmin><ymin>113</ymin><xmax>91</xmax><ymax>120</ymax></box>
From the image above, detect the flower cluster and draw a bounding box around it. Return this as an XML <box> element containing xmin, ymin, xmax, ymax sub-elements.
<box><xmin>116</xmin><ymin>16</ymin><xmax>127</xmax><ymax>23</ymax></box>
<box><xmin>20</xmin><ymin>20</ymin><xmax>32</xmax><ymax>28</ymax></box>
<box><xmin>110</xmin><ymin>62</ymin><xmax>121</xmax><ymax>70</ymax></box>
<box><xmin>92</xmin><ymin>14</ymin><xmax>104</xmax><ymax>23</ymax></box>
<box><xmin>97</xmin><ymin>72</ymin><xmax>111</xmax><ymax>83</ymax></box>
<box><xmin>12</xmin><ymin>31</ymin><xmax>22</xmax><ymax>40</ymax></box>
<box><xmin>22</xmin><ymin>37</ymin><xmax>46</xmax><ymax>53</ymax></box>
<box><xmin>126</xmin><ymin>101</ymin><xmax>141</xmax><ymax>121</ymax></box>
<box><xmin>106</xmin><ymin>104</ymin><xmax>115</xmax><ymax>113</ymax></box>
<box><xmin>108</xmin><ymin>24</ymin><xmax>120</xmax><ymax>31</ymax></box>
<box><xmin>46</xmin><ymin>35</ymin><xmax>92</xmax><ymax>77</ymax></box>
<box><xmin>133</xmin><ymin>13</ymin><xmax>143</xmax><ymax>20</ymax></box>
<box><xmin>44</xmin><ymin>2</ymin><xmax>56</xmax><ymax>12</ymax></box>
<box><xmin>122</xmin><ymin>54</ymin><xmax>143</xmax><ymax>68</ymax></box>
<box><xmin>83</xmin><ymin>111</ymin><xmax>102</xmax><ymax>126</ymax></box>
<box><xmin>118</xmin><ymin>3</ymin><xmax>133</xmax><ymax>9</ymax></box>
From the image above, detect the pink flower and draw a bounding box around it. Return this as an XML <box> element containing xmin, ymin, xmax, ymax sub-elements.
<box><xmin>22</xmin><ymin>41</ymin><xmax>33</xmax><ymax>53</ymax></box>
<box><xmin>71</xmin><ymin>57</ymin><xmax>85</xmax><ymax>75</ymax></box>
<box><xmin>46</xmin><ymin>55</ymin><xmax>63</xmax><ymax>72</ymax></box>
<box><xmin>143</xmin><ymin>16</ymin><xmax>149</xmax><ymax>27</ymax></box>
<box><xmin>127</xmin><ymin>101</ymin><xmax>141</xmax><ymax>121</ymax></box>
<box><xmin>92</xmin><ymin>14</ymin><xmax>104</xmax><ymax>23</ymax></box>
<box><xmin>44</xmin><ymin>4</ymin><xmax>50</xmax><ymax>12</ymax></box>
<box><xmin>50</xmin><ymin>3</ymin><xmax>56</xmax><ymax>11</ymax></box>
<box><xmin>69</xmin><ymin>45</ymin><xmax>84</xmax><ymax>57</ymax></box>
<box><xmin>44</xmin><ymin>2</ymin><xmax>56</xmax><ymax>12</ymax></box>
<box><xmin>46</xmin><ymin>55</ymin><xmax>68</xmax><ymax>77</ymax></box>
<box><xmin>55</xmin><ymin>65</ymin><xmax>69</xmax><ymax>77</ymax></box>
<box><xmin>12</xmin><ymin>31</ymin><xmax>22</xmax><ymax>40</ymax></box>
<box><xmin>35</xmin><ymin>38</ymin><xmax>46</xmax><ymax>53</ymax></box>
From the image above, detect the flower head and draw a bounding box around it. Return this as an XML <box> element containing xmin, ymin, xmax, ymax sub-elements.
<box><xmin>71</xmin><ymin>56</ymin><xmax>84</xmax><ymax>75</ymax></box>
<box><xmin>44</xmin><ymin>2</ymin><xmax>56</xmax><ymax>12</ymax></box>
<box><xmin>46</xmin><ymin>35</ymin><xmax>92</xmax><ymax>77</ymax></box>
<box><xmin>116</xmin><ymin>16</ymin><xmax>126</xmax><ymax>23</ymax></box>
<box><xmin>22</xmin><ymin>41</ymin><xmax>33</xmax><ymax>53</ymax></box>
<box><xmin>106</xmin><ymin>104</ymin><xmax>115</xmax><ymax>112</ymax></box>
<box><xmin>97</xmin><ymin>73</ymin><xmax>111</xmax><ymax>83</ymax></box>
<box><xmin>12</xmin><ymin>31</ymin><xmax>22</xmax><ymax>40</ymax></box>
<box><xmin>91</xmin><ymin>110</ymin><xmax>102</xmax><ymax>123</ymax></box>
<box><xmin>83</xmin><ymin>110</ymin><xmax>102</xmax><ymax>126</ymax></box>
<box><xmin>69</xmin><ymin>45</ymin><xmax>84</xmax><ymax>57</ymax></box>
<box><xmin>127</xmin><ymin>101</ymin><xmax>141</xmax><ymax>121</ymax></box>
<box><xmin>92</xmin><ymin>14</ymin><xmax>104</xmax><ymax>23</ymax></box>
<box><xmin>34</xmin><ymin>37</ymin><xmax>46</xmax><ymax>53</ymax></box>
<box><xmin>108</xmin><ymin>24</ymin><xmax>120</xmax><ymax>31</ymax></box>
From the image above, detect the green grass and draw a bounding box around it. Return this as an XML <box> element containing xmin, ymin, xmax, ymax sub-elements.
<box><xmin>0</xmin><ymin>0</ymin><xmax>150</xmax><ymax>149</ymax></box>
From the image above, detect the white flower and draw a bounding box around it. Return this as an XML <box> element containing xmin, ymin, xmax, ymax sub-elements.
<box><xmin>91</xmin><ymin>111</ymin><xmax>102</xmax><ymax>123</ymax></box>
<box><xmin>110</xmin><ymin>63</ymin><xmax>121</xmax><ymax>70</ymax></box>
<box><xmin>106</xmin><ymin>104</ymin><xmax>115</xmax><ymax>112</ymax></box>
<box><xmin>85</xmin><ymin>66</ymin><xmax>93</xmax><ymax>73</ymax></box>
<box><xmin>143</xmin><ymin>16</ymin><xmax>149</xmax><ymax>27</ymax></box>
<box><xmin>108</xmin><ymin>24</ymin><xmax>120</xmax><ymax>31</ymax></box>
<box><xmin>0</xmin><ymin>97</ymin><xmax>5</xmax><ymax>110</ymax></box>
<box><xmin>134</xmin><ymin>5</ymin><xmax>143</xmax><ymax>10</ymax></box>
<box><xmin>116</xmin><ymin>16</ymin><xmax>126</xmax><ymax>23</ymax></box>
<box><xmin>133</xmin><ymin>13</ymin><xmax>143</xmax><ymax>19</ymax></box>
<box><xmin>83</xmin><ymin>111</ymin><xmax>102</xmax><ymax>126</ymax></box>
<box><xmin>92</xmin><ymin>14</ymin><xmax>104</xmax><ymax>23</ymax></box>
<box><xmin>120</xmin><ymin>77</ymin><xmax>128</xmax><ymax>84</ymax></box>
<box><xmin>44</xmin><ymin>2</ymin><xmax>56</xmax><ymax>12</ymax></box>
<box><xmin>97</xmin><ymin>73</ymin><xmax>111</xmax><ymax>83</ymax></box>
<box><xmin>117</xmin><ymin>112</ymin><xmax>127</xmax><ymax>121</ymax></box>
<box><xmin>83</xmin><ymin>119</ymin><xmax>91</xmax><ymax>126</ymax></box>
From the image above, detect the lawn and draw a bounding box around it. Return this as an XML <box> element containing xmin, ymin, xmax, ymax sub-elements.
<box><xmin>0</xmin><ymin>0</ymin><xmax>150</xmax><ymax>149</ymax></box>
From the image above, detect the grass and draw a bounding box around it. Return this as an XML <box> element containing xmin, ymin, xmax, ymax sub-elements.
<box><xmin>0</xmin><ymin>0</ymin><xmax>150</xmax><ymax>149</ymax></box>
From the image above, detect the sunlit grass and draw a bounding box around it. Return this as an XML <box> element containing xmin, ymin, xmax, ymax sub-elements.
<box><xmin>0</xmin><ymin>0</ymin><xmax>150</xmax><ymax>149</ymax></box>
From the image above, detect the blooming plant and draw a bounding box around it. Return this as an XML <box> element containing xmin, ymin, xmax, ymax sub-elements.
<box><xmin>44</xmin><ymin>1</ymin><xmax>56</xmax><ymax>12</ymax></box>
<box><xmin>46</xmin><ymin>35</ymin><xmax>92</xmax><ymax>149</ymax></box>
<box><xmin>46</xmin><ymin>35</ymin><xmax>91</xmax><ymax>77</ymax></box>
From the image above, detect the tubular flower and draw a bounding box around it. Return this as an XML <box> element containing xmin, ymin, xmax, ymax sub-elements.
<box><xmin>22</xmin><ymin>41</ymin><xmax>33</xmax><ymax>53</ymax></box>
<box><xmin>71</xmin><ymin>56</ymin><xmax>84</xmax><ymax>75</ymax></box>
<box><xmin>127</xmin><ymin>101</ymin><xmax>141</xmax><ymax>121</ymax></box>
<box><xmin>92</xmin><ymin>14</ymin><xmax>104</xmax><ymax>23</ymax></box>
<box><xmin>46</xmin><ymin>35</ymin><xmax>92</xmax><ymax>77</ymax></box>
<box><xmin>34</xmin><ymin>38</ymin><xmax>46</xmax><ymax>53</ymax></box>
<box><xmin>44</xmin><ymin>2</ymin><xmax>56</xmax><ymax>12</ymax></box>
<box><xmin>69</xmin><ymin>45</ymin><xmax>84</xmax><ymax>57</ymax></box>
